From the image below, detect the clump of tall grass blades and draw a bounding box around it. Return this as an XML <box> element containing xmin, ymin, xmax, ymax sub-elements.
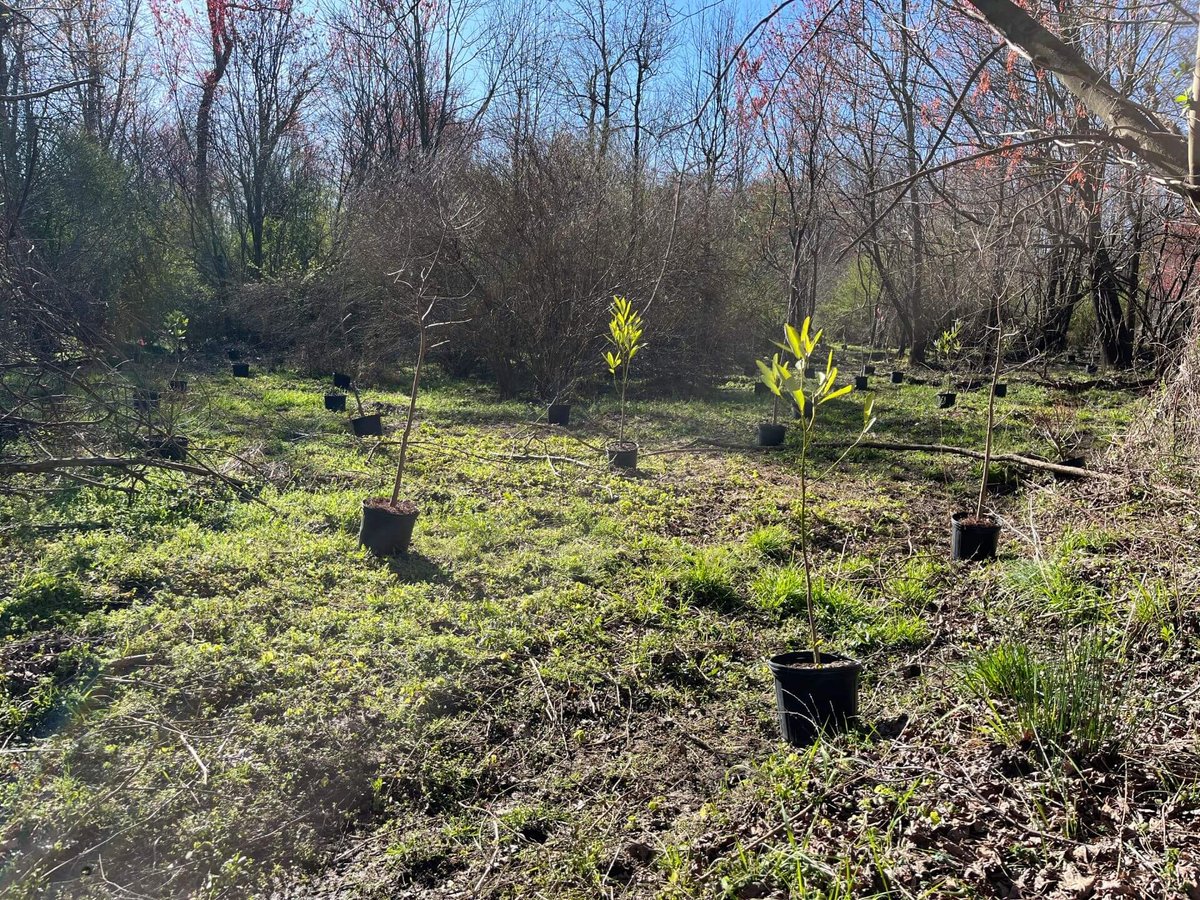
<box><xmin>967</xmin><ymin>635</ymin><xmax>1124</xmax><ymax>759</ymax></box>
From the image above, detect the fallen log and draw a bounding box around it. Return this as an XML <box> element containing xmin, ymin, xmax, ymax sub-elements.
<box><xmin>839</xmin><ymin>440</ymin><xmax>1111</xmax><ymax>480</ymax></box>
<box><xmin>0</xmin><ymin>455</ymin><xmax>250</xmax><ymax>491</ymax></box>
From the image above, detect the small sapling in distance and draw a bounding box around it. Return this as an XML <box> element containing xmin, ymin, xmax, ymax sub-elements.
<box><xmin>766</xmin><ymin>317</ymin><xmax>877</xmax><ymax>747</ymax></box>
<box><xmin>348</xmin><ymin>382</ymin><xmax>382</xmax><ymax>437</ymax></box>
<box><xmin>164</xmin><ymin>310</ymin><xmax>189</xmax><ymax>392</ymax></box>
<box><xmin>358</xmin><ymin>255</ymin><xmax>454</xmax><ymax>556</ymax></box>
<box><xmin>934</xmin><ymin>320</ymin><xmax>962</xmax><ymax>409</ymax></box>
<box><xmin>603</xmin><ymin>295</ymin><xmax>645</xmax><ymax>469</ymax></box>
<box><xmin>950</xmin><ymin>299</ymin><xmax>1006</xmax><ymax>561</ymax></box>
<box><xmin>755</xmin><ymin>353</ymin><xmax>792</xmax><ymax>447</ymax></box>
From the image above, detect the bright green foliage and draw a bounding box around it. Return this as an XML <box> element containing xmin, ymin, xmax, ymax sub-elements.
<box><xmin>747</xmin><ymin>525</ymin><xmax>792</xmax><ymax>560</ymax></box>
<box><xmin>765</xmin><ymin>316</ymin><xmax>876</xmax><ymax>664</ymax></box>
<box><xmin>755</xmin><ymin>353</ymin><xmax>793</xmax><ymax>424</ymax></box>
<box><xmin>934</xmin><ymin>320</ymin><xmax>962</xmax><ymax>389</ymax></box>
<box><xmin>933</xmin><ymin>320</ymin><xmax>962</xmax><ymax>364</ymax></box>
<box><xmin>604</xmin><ymin>295</ymin><xmax>646</xmax><ymax>446</ymax></box>
<box><xmin>675</xmin><ymin>548</ymin><xmax>740</xmax><ymax>609</ymax></box>
<box><xmin>163</xmin><ymin>310</ymin><xmax>189</xmax><ymax>354</ymax></box>
<box><xmin>604</xmin><ymin>295</ymin><xmax>645</xmax><ymax>376</ymax></box>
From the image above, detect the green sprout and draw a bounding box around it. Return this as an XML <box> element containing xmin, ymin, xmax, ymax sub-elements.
<box><xmin>756</xmin><ymin>352</ymin><xmax>793</xmax><ymax>425</ymax></box>
<box><xmin>776</xmin><ymin>317</ymin><xmax>877</xmax><ymax>664</ymax></box>
<box><xmin>604</xmin><ymin>295</ymin><xmax>645</xmax><ymax>447</ymax></box>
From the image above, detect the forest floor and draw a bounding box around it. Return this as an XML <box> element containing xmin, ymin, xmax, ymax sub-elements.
<box><xmin>2</xmin><ymin>358</ymin><xmax>1199</xmax><ymax>899</ymax></box>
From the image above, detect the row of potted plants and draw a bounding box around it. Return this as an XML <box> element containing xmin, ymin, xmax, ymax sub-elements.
<box><xmin>306</xmin><ymin>298</ymin><xmax>1019</xmax><ymax>751</ymax></box>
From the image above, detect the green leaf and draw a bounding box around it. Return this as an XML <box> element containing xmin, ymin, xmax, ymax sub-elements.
<box><xmin>819</xmin><ymin>384</ymin><xmax>853</xmax><ymax>404</ymax></box>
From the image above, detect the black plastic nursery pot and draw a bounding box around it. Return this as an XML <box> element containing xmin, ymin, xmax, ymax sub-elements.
<box><xmin>937</xmin><ymin>391</ymin><xmax>957</xmax><ymax>409</ymax></box>
<box><xmin>333</xmin><ymin>371</ymin><xmax>353</xmax><ymax>389</ymax></box>
<box><xmin>756</xmin><ymin>422</ymin><xmax>787</xmax><ymax>447</ymax></box>
<box><xmin>1086</xmin><ymin>363</ymin><xmax>1098</xmax><ymax>375</ymax></box>
<box><xmin>133</xmin><ymin>389</ymin><xmax>160</xmax><ymax>411</ymax></box>
<box><xmin>325</xmin><ymin>393</ymin><xmax>347</xmax><ymax>412</ymax></box>
<box><xmin>854</xmin><ymin>375</ymin><xmax>869</xmax><ymax>391</ymax></box>
<box><xmin>359</xmin><ymin>498</ymin><xmax>419</xmax><ymax>556</ymax></box>
<box><xmin>768</xmin><ymin>651</ymin><xmax>862</xmax><ymax>747</ymax></box>
<box><xmin>143</xmin><ymin>436</ymin><xmax>189</xmax><ymax>462</ymax></box>
<box><xmin>548</xmin><ymin>403</ymin><xmax>571</xmax><ymax>426</ymax></box>
<box><xmin>232</xmin><ymin>363</ymin><xmax>250</xmax><ymax>378</ymax></box>
<box><xmin>607</xmin><ymin>442</ymin><xmax>638</xmax><ymax>470</ymax></box>
<box><xmin>169</xmin><ymin>380</ymin><xmax>188</xmax><ymax>393</ymax></box>
<box><xmin>950</xmin><ymin>512</ymin><xmax>1000</xmax><ymax>562</ymax></box>
<box><xmin>890</xmin><ymin>371</ymin><xmax>904</xmax><ymax>384</ymax></box>
<box><xmin>351</xmin><ymin>413</ymin><xmax>383</xmax><ymax>437</ymax></box>
<box><xmin>863</xmin><ymin>365</ymin><xmax>876</xmax><ymax>376</ymax></box>
<box><xmin>993</xmin><ymin>382</ymin><xmax>1008</xmax><ymax>398</ymax></box>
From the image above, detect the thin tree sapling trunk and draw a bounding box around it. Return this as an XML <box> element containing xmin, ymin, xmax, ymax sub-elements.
<box><xmin>619</xmin><ymin>357</ymin><xmax>630</xmax><ymax>445</ymax></box>
<box><xmin>976</xmin><ymin>295</ymin><xmax>1004</xmax><ymax>520</ymax></box>
<box><xmin>391</xmin><ymin>327</ymin><xmax>427</xmax><ymax>506</ymax></box>
<box><xmin>799</xmin><ymin>424</ymin><xmax>820</xmax><ymax>665</ymax></box>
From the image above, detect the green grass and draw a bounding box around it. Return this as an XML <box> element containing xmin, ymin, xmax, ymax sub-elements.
<box><xmin>966</xmin><ymin>635</ymin><xmax>1125</xmax><ymax>757</ymax></box>
<box><xmin>0</xmin><ymin>362</ymin><xmax>1180</xmax><ymax>898</ymax></box>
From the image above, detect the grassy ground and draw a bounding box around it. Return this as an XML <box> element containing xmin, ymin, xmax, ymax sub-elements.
<box><xmin>2</xmin><ymin>358</ymin><xmax>1198</xmax><ymax>898</ymax></box>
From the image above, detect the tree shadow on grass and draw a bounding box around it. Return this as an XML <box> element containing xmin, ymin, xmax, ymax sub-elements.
<box><xmin>385</xmin><ymin>551</ymin><xmax>451</xmax><ymax>585</ymax></box>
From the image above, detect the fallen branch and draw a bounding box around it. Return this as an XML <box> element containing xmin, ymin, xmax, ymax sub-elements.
<box><xmin>837</xmin><ymin>440</ymin><xmax>1111</xmax><ymax>479</ymax></box>
<box><xmin>0</xmin><ymin>455</ymin><xmax>250</xmax><ymax>490</ymax></box>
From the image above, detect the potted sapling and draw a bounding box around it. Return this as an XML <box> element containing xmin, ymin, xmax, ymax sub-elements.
<box><xmin>348</xmin><ymin>382</ymin><xmax>382</xmax><ymax>437</ymax></box>
<box><xmin>327</xmin><ymin>371</ymin><xmax>351</xmax><ymax>411</ymax></box>
<box><xmin>547</xmin><ymin>402</ymin><xmax>572</xmax><ymax>426</ymax></box>
<box><xmin>165</xmin><ymin>310</ymin><xmax>189</xmax><ymax>393</ymax></box>
<box><xmin>603</xmin><ymin>295</ymin><xmax>645</xmax><ymax>469</ymax></box>
<box><xmin>934</xmin><ymin>320</ymin><xmax>962</xmax><ymax>409</ymax></box>
<box><xmin>767</xmin><ymin>317</ymin><xmax>877</xmax><ymax>747</ymax></box>
<box><xmin>754</xmin><ymin>353</ymin><xmax>792</xmax><ymax>447</ymax></box>
<box><xmin>546</xmin><ymin>378</ymin><xmax>577</xmax><ymax>426</ymax></box>
<box><xmin>950</xmin><ymin>299</ymin><xmax>1005</xmax><ymax>561</ymax></box>
<box><xmin>358</xmin><ymin>258</ymin><xmax>453</xmax><ymax>556</ymax></box>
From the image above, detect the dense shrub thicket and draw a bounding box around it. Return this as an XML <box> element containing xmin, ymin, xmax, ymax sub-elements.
<box><xmin>3</xmin><ymin>0</ymin><xmax>1198</xmax><ymax>399</ymax></box>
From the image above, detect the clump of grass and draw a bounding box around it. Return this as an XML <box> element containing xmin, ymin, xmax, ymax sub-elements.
<box><xmin>747</xmin><ymin>525</ymin><xmax>792</xmax><ymax>561</ymax></box>
<box><xmin>1128</xmin><ymin>576</ymin><xmax>1180</xmax><ymax>644</ymax></box>
<box><xmin>750</xmin><ymin>567</ymin><xmax>876</xmax><ymax>629</ymax></box>
<box><xmin>751</xmin><ymin>565</ymin><xmax>806</xmax><ymax>616</ymax></box>
<box><xmin>886</xmin><ymin>557</ymin><xmax>944</xmax><ymax>609</ymax></box>
<box><xmin>967</xmin><ymin>635</ymin><xmax>1124</xmax><ymax>758</ymax></box>
<box><xmin>675</xmin><ymin>548</ymin><xmax>740</xmax><ymax>609</ymax></box>
<box><xmin>852</xmin><ymin>611</ymin><xmax>930</xmax><ymax>650</ymax></box>
<box><xmin>1004</xmin><ymin>558</ymin><xmax>1110</xmax><ymax>621</ymax></box>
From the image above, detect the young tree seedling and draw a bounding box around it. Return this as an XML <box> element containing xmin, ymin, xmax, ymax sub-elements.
<box><xmin>756</xmin><ymin>352</ymin><xmax>793</xmax><ymax>425</ymax></box>
<box><xmin>604</xmin><ymin>296</ymin><xmax>645</xmax><ymax>448</ymax></box>
<box><xmin>776</xmin><ymin>317</ymin><xmax>877</xmax><ymax>666</ymax></box>
<box><xmin>934</xmin><ymin>319</ymin><xmax>962</xmax><ymax>393</ymax></box>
